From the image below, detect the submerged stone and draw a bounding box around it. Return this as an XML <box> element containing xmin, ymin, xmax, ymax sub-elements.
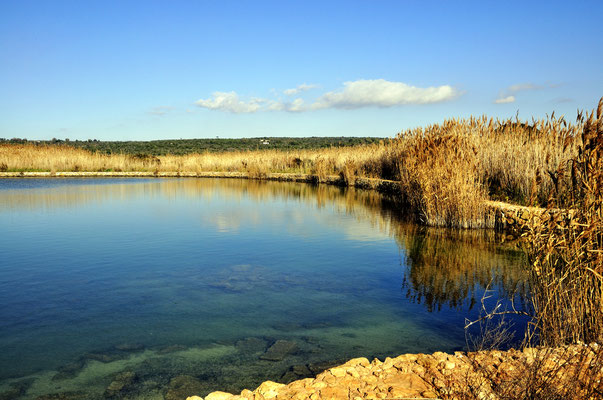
<box><xmin>104</xmin><ymin>371</ymin><xmax>136</xmax><ymax>398</ymax></box>
<box><xmin>260</xmin><ymin>340</ymin><xmax>299</xmax><ymax>361</ymax></box>
<box><xmin>34</xmin><ymin>392</ymin><xmax>87</xmax><ymax>400</ymax></box>
<box><xmin>83</xmin><ymin>352</ymin><xmax>123</xmax><ymax>363</ymax></box>
<box><xmin>0</xmin><ymin>387</ymin><xmax>22</xmax><ymax>400</ymax></box>
<box><xmin>158</xmin><ymin>344</ymin><xmax>188</xmax><ymax>354</ymax></box>
<box><xmin>164</xmin><ymin>375</ymin><xmax>205</xmax><ymax>400</ymax></box>
<box><xmin>0</xmin><ymin>378</ymin><xmax>34</xmax><ymax>399</ymax></box>
<box><xmin>235</xmin><ymin>337</ymin><xmax>268</xmax><ymax>354</ymax></box>
<box><xmin>52</xmin><ymin>359</ymin><xmax>87</xmax><ymax>381</ymax></box>
<box><xmin>281</xmin><ymin>364</ymin><xmax>314</xmax><ymax>383</ymax></box>
<box><xmin>307</xmin><ymin>360</ymin><xmax>345</xmax><ymax>375</ymax></box>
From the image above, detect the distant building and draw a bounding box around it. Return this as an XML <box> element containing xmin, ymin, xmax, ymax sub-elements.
<box><xmin>261</xmin><ymin>140</ymin><xmax>270</xmax><ymax>145</ymax></box>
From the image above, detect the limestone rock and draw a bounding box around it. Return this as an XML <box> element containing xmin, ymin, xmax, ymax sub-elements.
<box><xmin>34</xmin><ymin>393</ymin><xmax>87</xmax><ymax>400</ymax></box>
<box><xmin>255</xmin><ymin>381</ymin><xmax>285</xmax><ymax>399</ymax></box>
<box><xmin>259</xmin><ymin>340</ymin><xmax>299</xmax><ymax>361</ymax></box>
<box><xmin>83</xmin><ymin>352</ymin><xmax>123</xmax><ymax>363</ymax></box>
<box><xmin>165</xmin><ymin>375</ymin><xmax>205</xmax><ymax>400</ymax></box>
<box><xmin>52</xmin><ymin>359</ymin><xmax>87</xmax><ymax>381</ymax></box>
<box><xmin>158</xmin><ymin>344</ymin><xmax>188</xmax><ymax>354</ymax></box>
<box><xmin>104</xmin><ymin>371</ymin><xmax>136</xmax><ymax>398</ymax></box>
<box><xmin>204</xmin><ymin>391</ymin><xmax>234</xmax><ymax>400</ymax></box>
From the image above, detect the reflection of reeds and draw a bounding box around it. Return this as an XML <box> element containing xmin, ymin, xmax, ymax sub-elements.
<box><xmin>399</xmin><ymin>224</ymin><xmax>527</xmax><ymax>312</ymax></box>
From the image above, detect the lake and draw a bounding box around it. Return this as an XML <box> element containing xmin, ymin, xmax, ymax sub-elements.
<box><xmin>0</xmin><ymin>178</ymin><xmax>527</xmax><ymax>399</ymax></box>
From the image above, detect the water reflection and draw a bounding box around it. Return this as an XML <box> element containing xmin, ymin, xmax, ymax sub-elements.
<box><xmin>0</xmin><ymin>177</ymin><xmax>526</xmax><ymax>314</ymax></box>
<box><xmin>0</xmin><ymin>177</ymin><xmax>529</xmax><ymax>399</ymax></box>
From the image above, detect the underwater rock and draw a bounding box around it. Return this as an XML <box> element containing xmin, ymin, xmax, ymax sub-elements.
<box><xmin>0</xmin><ymin>387</ymin><xmax>22</xmax><ymax>400</ymax></box>
<box><xmin>114</xmin><ymin>342</ymin><xmax>144</xmax><ymax>352</ymax></box>
<box><xmin>307</xmin><ymin>360</ymin><xmax>345</xmax><ymax>375</ymax></box>
<box><xmin>158</xmin><ymin>344</ymin><xmax>187</xmax><ymax>354</ymax></box>
<box><xmin>83</xmin><ymin>352</ymin><xmax>123</xmax><ymax>363</ymax></box>
<box><xmin>205</xmin><ymin>264</ymin><xmax>293</xmax><ymax>292</ymax></box>
<box><xmin>104</xmin><ymin>371</ymin><xmax>136</xmax><ymax>398</ymax></box>
<box><xmin>204</xmin><ymin>391</ymin><xmax>234</xmax><ymax>400</ymax></box>
<box><xmin>280</xmin><ymin>364</ymin><xmax>313</xmax><ymax>383</ymax></box>
<box><xmin>235</xmin><ymin>337</ymin><xmax>268</xmax><ymax>354</ymax></box>
<box><xmin>34</xmin><ymin>392</ymin><xmax>87</xmax><ymax>400</ymax></box>
<box><xmin>0</xmin><ymin>378</ymin><xmax>35</xmax><ymax>399</ymax></box>
<box><xmin>259</xmin><ymin>340</ymin><xmax>299</xmax><ymax>361</ymax></box>
<box><xmin>52</xmin><ymin>359</ymin><xmax>87</xmax><ymax>381</ymax></box>
<box><xmin>164</xmin><ymin>375</ymin><xmax>205</xmax><ymax>400</ymax></box>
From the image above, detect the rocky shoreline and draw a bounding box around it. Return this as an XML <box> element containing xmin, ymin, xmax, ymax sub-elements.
<box><xmin>191</xmin><ymin>344</ymin><xmax>601</xmax><ymax>400</ymax></box>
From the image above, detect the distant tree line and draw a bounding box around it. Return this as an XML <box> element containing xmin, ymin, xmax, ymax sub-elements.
<box><xmin>0</xmin><ymin>137</ymin><xmax>385</xmax><ymax>155</ymax></box>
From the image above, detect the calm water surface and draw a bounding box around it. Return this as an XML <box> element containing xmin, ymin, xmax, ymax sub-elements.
<box><xmin>0</xmin><ymin>178</ymin><xmax>527</xmax><ymax>399</ymax></box>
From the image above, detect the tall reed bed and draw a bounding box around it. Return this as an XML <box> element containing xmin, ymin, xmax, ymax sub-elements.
<box><xmin>521</xmin><ymin>98</ymin><xmax>602</xmax><ymax>346</ymax></box>
<box><xmin>0</xmin><ymin>104</ymin><xmax>590</xmax><ymax>228</ymax></box>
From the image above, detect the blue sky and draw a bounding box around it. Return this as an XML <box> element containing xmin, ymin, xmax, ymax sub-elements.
<box><xmin>1</xmin><ymin>1</ymin><xmax>602</xmax><ymax>140</ymax></box>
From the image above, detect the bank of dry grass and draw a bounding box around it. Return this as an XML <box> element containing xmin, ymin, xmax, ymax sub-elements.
<box><xmin>0</xmin><ymin>103</ymin><xmax>592</xmax><ymax>228</ymax></box>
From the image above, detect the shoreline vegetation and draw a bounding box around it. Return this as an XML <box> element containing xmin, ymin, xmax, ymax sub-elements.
<box><xmin>1</xmin><ymin>99</ymin><xmax>601</xmax><ymax>399</ymax></box>
<box><xmin>0</xmin><ymin>103</ymin><xmax>591</xmax><ymax>229</ymax></box>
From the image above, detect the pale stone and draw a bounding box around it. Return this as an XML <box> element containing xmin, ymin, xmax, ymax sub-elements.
<box><xmin>445</xmin><ymin>361</ymin><xmax>456</xmax><ymax>369</ymax></box>
<box><xmin>187</xmin><ymin>397</ymin><xmax>203</xmax><ymax>400</ymax></box>
<box><xmin>343</xmin><ymin>357</ymin><xmax>370</xmax><ymax>367</ymax></box>
<box><xmin>311</xmin><ymin>381</ymin><xmax>326</xmax><ymax>390</ymax></box>
<box><xmin>255</xmin><ymin>381</ymin><xmax>285</xmax><ymax>399</ymax></box>
<box><xmin>319</xmin><ymin>386</ymin><xmax>348</xmax><ymax>399</ymax></box>
<box><xmin>205</xmin><ymin>393</ymin><xmax>233</xmax><ymax>400</ymax></box>
<box><xmin>329</xmin><ymin>367</ymin><xmax>347</xmax><ymax>378</ymax></box>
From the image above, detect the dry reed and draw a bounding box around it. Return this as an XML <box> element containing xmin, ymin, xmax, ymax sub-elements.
<box><xmin>0</xmin><ymin>104</ymin><xmax>590</xmax><ymax>229</ymax></box>
<box><xmin>521</xmin><ymin>98</ymin><xmax>602</xmax><ymax>347</ymax></box>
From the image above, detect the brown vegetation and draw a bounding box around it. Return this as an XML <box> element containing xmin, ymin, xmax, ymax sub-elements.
<box><xmin>460</xmin><ymin>98</ymin><xmax>603</xmax><ymax>399</ymax></box>
<box><xmin>1</xmin><ymin>104</ymin><xmax>589</xmax><ymax>228</ymax></box>
<box><xmin>520</xmin><ymin>98</ymin><xmax>602</xmax><ymax>347</ymax></box>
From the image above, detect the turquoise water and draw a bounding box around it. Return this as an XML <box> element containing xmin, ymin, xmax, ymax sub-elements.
<box><xmin>0</xmin><ymin>178</ymin><xmax>527</xmax><ymax>399</ymax></box>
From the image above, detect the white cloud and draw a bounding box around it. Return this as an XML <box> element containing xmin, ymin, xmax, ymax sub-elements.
<box><xmin>195</xmin><ymin>91</ymin><xmax>264</xmax><ymax>113</ymax></box>
<box><xmin>494</xmin><ymin>95</ymin><xmax>516</xmax><ymax>104</ymax></box>
<box><xmin>283</xmin><ymin>83</ymin><xmax>319</xmax><ymax>96</ymax></box>
<box><xmin>195</xmin><ymin>79</ymin><xmax>459</xmax><ymax>113</ymax></box>
<box><xmin>310</xmin><ymin>79</ymin><xmax>458</xmax><ymax>110</ymax></box>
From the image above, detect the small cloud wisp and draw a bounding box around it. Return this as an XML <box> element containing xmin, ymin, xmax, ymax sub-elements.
<box><xmin>494</xmin><ymin>82</ymin><xmax>560</xmax><ymax>104</ymax></box>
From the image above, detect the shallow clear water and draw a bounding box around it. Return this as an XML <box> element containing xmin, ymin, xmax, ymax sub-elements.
<box><xmin>0</xmin><ymin>178</ymin><xmax>527</xmax><ymax>399</ymax></box>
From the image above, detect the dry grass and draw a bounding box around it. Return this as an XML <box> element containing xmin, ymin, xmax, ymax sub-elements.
<box><xmin>457</xmin><ymin>99</ymin><xmax>602</xmax><ymax>399</ymax></box>
<box><xmin>520</xmin><ymin>98</ymin><xmax>602</xmax><ymax>347</ymax></box>
<box><xmin>0</xmin><ymin>102</ymin><xmax>592</xmax><ymax>229</ymax></box>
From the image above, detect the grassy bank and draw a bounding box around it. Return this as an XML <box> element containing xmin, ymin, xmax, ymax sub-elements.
<box><xmin>0</xmin><ymin>102</ymin><xmax>595</xmax><ymax>229</ymax></box>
